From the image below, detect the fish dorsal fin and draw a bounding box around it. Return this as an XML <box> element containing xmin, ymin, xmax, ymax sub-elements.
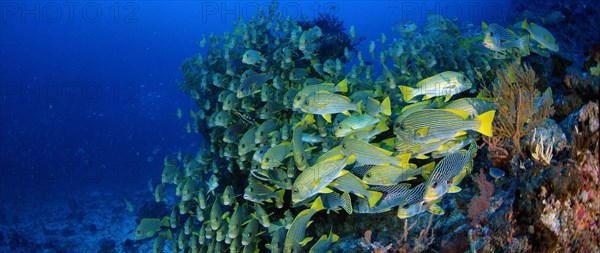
<box><xmin>449</xmin><ymin>186</ymin><xmax>462</xmax><ymax>193</ymax></box>
<box><xmin>441</xmin><ymin>109</ymin><xmax>471</xmax><ymax>119</ymax></box>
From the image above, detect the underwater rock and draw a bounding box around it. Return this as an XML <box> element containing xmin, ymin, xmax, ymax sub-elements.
<box><xmin>523</xmin><ymin>119</ymin><xmax>567</xmax><ymax>154</ymax></box>
<box><xmin>560</xmin><ymin>100</ymin><xmax>599</xmax><ymax>141</ymax></box>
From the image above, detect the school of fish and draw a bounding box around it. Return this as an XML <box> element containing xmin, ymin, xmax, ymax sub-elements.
<box><xmin>135</xmin><ymin>2</ymin><xmax>558</xmax><ymax>252</ymax></box>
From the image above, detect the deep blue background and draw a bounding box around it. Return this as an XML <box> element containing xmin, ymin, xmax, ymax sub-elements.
<box><xmin>0</xmin><ymin>1</ymin><xmax>511</xmax><ymax>202</ymax></box>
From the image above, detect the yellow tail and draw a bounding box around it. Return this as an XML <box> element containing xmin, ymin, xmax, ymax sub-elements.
<box><xmin>374</xmin><ymin>118</ymin><xmax>389</xmax><ymax>132</ymax></box>
<box><xmin>367</xmin><ymin>191</ymin><xmax>383</xmax><ymax>208</ymax></box>
<box><xmin>399</xmin><ymin>85</ymin><xmax>414</xmax><ymax>102</ymax></box>
<box><xmin>311</xmin><ymin>196</ymin><xmax>325</xmax><ymax>212</ymax></box>
<box><xmin>336</xmin><ymin>79</ymin><xmax>348</xmax><ymax>93</ymax></box>
<box><xmin>381</xmin><ymin>97</ymin><xmax>392</xmax><ymax>116</ymax></box>
<box><xmin>521</xmin><ymin>19</ymin><xmax>529</xmax><ymax>30</ymax></box>
<box><xmin>476</xmin><ymin>110</ymin><xmax>496</xmax><ymax>137</ymax></box>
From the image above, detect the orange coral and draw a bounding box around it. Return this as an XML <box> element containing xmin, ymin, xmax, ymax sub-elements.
<box><xmin>484</xmin><ymin>62</ymin><xmax>554</xmax><ymax>160</ymax></box>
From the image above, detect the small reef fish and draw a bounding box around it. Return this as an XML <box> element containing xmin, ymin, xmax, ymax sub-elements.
<box><xmin>242</xmin><ymin>49</ymin><xmax>267</xmax><ymax>65</ymax></box>
<box><xmin>134</xmin><ymin>217</ymin><xmax>170</xmax><ymax>240</ymax></box>
<box><xmin>423</xmin><ymin>142</ymin><xmax>477</xmax><ymax>201</ymax></box>
<box><xmin>399</xmin><ymin>71</ymin><xmax>473</xmax><ymax>102</ymax></box>
<box><xmin>521</xmin><ymin>20</ymin><xmax>559</xmax><ymax>52</ymax></box>
<box><xmin>394</xmin><ymin>109</ymin><xmax>495</xmax><ymax>144</ymax></box>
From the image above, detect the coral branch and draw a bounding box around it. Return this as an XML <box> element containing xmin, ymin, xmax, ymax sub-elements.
<box><xmin>530</xmin><ymin>128</ymin><xmax>554</xmax><ymax>166</ymax></box>
<box><xmin>483</xmin><ymin>62</ymin><xmax>554</xmax><ymax>162</ymax></box>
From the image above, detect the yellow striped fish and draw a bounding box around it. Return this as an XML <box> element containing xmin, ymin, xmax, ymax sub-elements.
<box><xmin>395</xmin><ymin>109</ymin><xmax>495</xmax><ymax>144</ymax></box>
<box><xmin>399</xmin><ymin>71</ymin><xmax>473</xmax><ymax>102</ymax></box>
<box><xmin>291</xmin><ymin>154</ymin><xmax>354</xmax><ymax>204</ymax></box>
<box><xmin>299</xmin><ymin>91</ymin><xmax>361</xmax><ymax>123</ymax></box>
<box><xmin>340</xmin><ymin>138</ymin><xmax>411</xmax><ymax>167</ymax></box>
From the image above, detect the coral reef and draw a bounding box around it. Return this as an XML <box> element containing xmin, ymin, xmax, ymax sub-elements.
<box><xmin>297</xmin><ymin>13</ymin><xmax>359</xmax><ymax>62</ymax></box>
<box><xmin>523</xmin><ymin>119</ymin><xmax>567</xmax><ymax>166</ymax></box>
<box><xmin>484</xmin><ymin>62</ymin><xmax>554</xmax><ymax>163</ymax></box>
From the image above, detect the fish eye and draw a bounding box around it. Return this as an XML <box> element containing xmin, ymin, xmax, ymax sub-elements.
<box><xmin>402</xmin><ymin>25</ymin><xmax>406</xmax><ymax>28</ymax></box>
<box><xmin>365</xmin><ymin>173</ymin><xmax>371</xmax><ymax>178</ymax></box>
<box><xmin>402</xmin><ymin>204</ymin><xmax>409</xmax><ymax>209</ymax></box>
<box><xmin>303</xmin><ymin>100</ymin><xmax>309</xmax><ymax>106</ymax></box>
<box><xmin>342</xmin><ymin>143</ymin><xmax>347</xmax><ymax>149</ymax></box>
<box><xmin>293</xmin><ymin>188</ymin><xmax>299</xmax><ymax>194</ymax></box>
<box><xmin>265</xmin><ymin>158</ymin><xmax>270</xmax><ymax>162</ymax></box>
<box><xmin>241</xmin><ymin>144</ymin><xmax>246</xmax><ymax>148</ymax></box>
<box><xmin>489</xmin><ymin>32</ymin><xmax>493</xmax><ymax>37</ymax></box>
<box><xmin>428</xmin><ymin>56</ymin><xmax>432</xmax><ymax>59</ymax></box>
<box><xmin>431</xmin><ymin>181</ymin><xmax>438</xmax><ymax>188</ymax></box>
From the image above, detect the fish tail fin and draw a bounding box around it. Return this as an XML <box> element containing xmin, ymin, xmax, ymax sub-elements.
<box><xmin>340</xmin><ymin>192</ymin><xmax>353</xmax><ymax>214</ymax></box>
<box><xmin>304</xmin><ymin>114</ymin><xmax>316</xmax><ymax>125</ymax></box>
<box><xmin>475</xmin><ymin>110</ymin><xmax>495</xmax><ymax>137</ymax></box>
<box><xmin>399</xmin><ymin>85</ymin><xmax>414</xmax><ymax>102</ymax></box>
<box><xmin>367</xmin><ymin>191</ymin><xmax>383</xmax><ymax>208</ymax></box>
<box><xmin>277</xmin><ymin>189</ymin><xmax>286</xmax><ymax>204</ymax></box>
<box><xmin>311</xmin><ymin>196</ymin><xmax>325</xmax><ymax>212</ymax></box>
<box><xmin>336</xmin><ymin>79</ymin><xmax>348</xmax><ymax>93</ymax></box>
<box><xmin>375</xmin><ymin>118</ymin><xmax>389</xmax><ymax>132</ymax></box>
<box><xmin>356</xmin><ymin>100</ymin><xmax>363</xmax><ymax>115</ymax></box>
<box><xmin>420</xmin><ymin>161</ymin><xmax>436</xmax><ymax>179</ymax></box>
<box><xmin>331</xmin><ymin>233</ymin><xmax>340</xmax><ymax>242</ymax></box>
<box><xmin>162</xmin><ymin>229</ymin><xmax>173</xmax><ymax>240</ymax></box>
<box><xmin>521</xmin><ymin>19</ymin><xmax>529</xmax><ymax>30</ymax></box>
<box><xmin>161</xmin><ymin>216</ymin><xmax>170</xmax><ymax>227</ymax></box>
<box><xmin>381</xmin><ymin>97</ymin><xmax>392</xmax><ymax>116</ymax></box>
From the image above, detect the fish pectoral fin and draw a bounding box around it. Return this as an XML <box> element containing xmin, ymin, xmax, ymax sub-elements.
<box><xmin>415</xmin><ymin>154</ymin><xmax>429</xmax><ymax>159</ymax></box>
<box><xmin>452</xmin><ymin>131</ymin><xmax>467</xmax><ymax>138</ymax></box>
<box><xmin>310</xmin><ymin>178</ymin><xmax>321</xmax><ymax>188</ymax></box>
<box><xmin>416</xmin><ymin>127</ymin><xmax>429</xmax><ymax>137</ymax></box>
<box><xmin>341</xmin><ymin>110</ymin><xmax>352</xmax><ymax>116</ymax></box>
<box><xmin>319</xmin><ymin>187</ymin><xmax>333</xmax><ymax>194</ymax></box>
<box><xmin>300</xmin><ymin>237</ymin><xmax>314</xmax><ymax>246</ymax></box>
<box><xmin>322</xmin><ymin>114</ymin><xmax>332</xmax><ymax>123</ymax></box>
<box><xmin>428</xmin><ymin>204</ymin><xmax>445</xmax><ymax>215</ymax></box>
<box><xmin>449</xmin><ymin>186</ymin><xmax>462</xmax><ymax>193</ymax></box>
